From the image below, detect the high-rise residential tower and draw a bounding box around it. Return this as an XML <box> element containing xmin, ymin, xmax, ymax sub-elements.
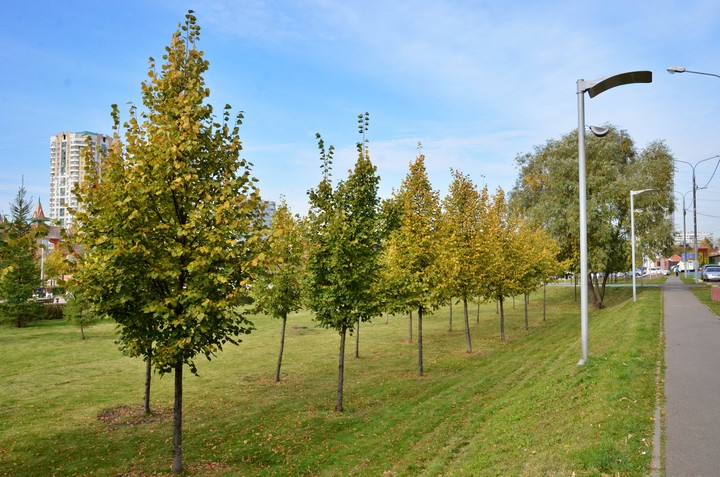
<box><xmin>49</xmin><ymin>131</ymin><xmax>111</xmax><ymax>228</ymax></box>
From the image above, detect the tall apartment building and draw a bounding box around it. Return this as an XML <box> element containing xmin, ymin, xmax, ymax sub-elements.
<box><xmin>49</xmin><ymin>131</ymin><xmax>111</xmax><ymax>228</ymax></box>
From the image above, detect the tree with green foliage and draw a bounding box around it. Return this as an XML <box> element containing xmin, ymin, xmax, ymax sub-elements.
<box><xmin>63</xmin><ymin>287</ymin><xmax>98</xmax><ymax>339</ymax></box>
<box><xmin>305</xmin><ymin>115</ymin><xmax>382</xmax><ymax>412</ymax></box>
<box><xmin>251</xmin><ymin>200</ymin><xmax>304</xmax><ymax>382</ymax></box>
<box><xmin>513</xmin><ymin>222</ymin><xmax>564</xmax><ymax>330</ymax></box>
<box><xmin>0</xmin><ymin>185</ymin><xmax>45</xmax><ymax>327</ymax></box>
<box><xmin>439</xmin><ymin>169</ymin><xmax>490</xmax><ymax>353</ymax></box>
<box><xmin>382</xmin><ymin>154</ymin><xmax>443</xmax><ymax>375</ymax></box>
<box><xmin>72</xmin><ymin>11</ymin><xmax>264</xmax><ymax>473</ymax></box>
<box><xmin>480</xmin><ymin>188</ymin><xmax>528</xmax><ymax>340</ymax></box>
<box><xmin>512</xmin><ymin>125</ymin><xmax>674</xmax><ymax>308</ymax></box>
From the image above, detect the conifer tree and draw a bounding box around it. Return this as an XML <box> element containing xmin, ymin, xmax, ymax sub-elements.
<box><xmin>0</xmin><ymin>185</ymin><xmax>44</xmax><ymax>327</ymax></box>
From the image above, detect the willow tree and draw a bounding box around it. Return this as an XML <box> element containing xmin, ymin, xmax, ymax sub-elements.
<box><xmin>512</xmin><ymin>125</ymin><xmax>674</xmax><ymax>308</ymax></box>
<box><xmin>251</xmin><ymin>200</ymin><xmax>304</xmax><ymax>382</ymax></box>
<box><xmin>383</xmin><ymin>154</ymin><xmax>443</xmax><ymax>375</ymax></box>
<box><xmin>305</xmin><ymin>115</ymin><xmax>382</xmax><ymax>412</ymax></box>
<box><xmin>72</xmin><ymin>12</ymin><xmax>264</xmax><ymax>473</ymax></box>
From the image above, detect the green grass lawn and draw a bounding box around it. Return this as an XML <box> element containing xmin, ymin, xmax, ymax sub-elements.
<box><xmin>0</xmin><ymin>285</ymin><xmax>662</xmax><ymax>476</ymax></box>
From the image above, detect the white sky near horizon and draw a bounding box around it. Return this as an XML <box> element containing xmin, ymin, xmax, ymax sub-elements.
<box><xmin>2</xmin><ymin>1</ymin><xmax>720</xmax><ymax>241</ymax></box>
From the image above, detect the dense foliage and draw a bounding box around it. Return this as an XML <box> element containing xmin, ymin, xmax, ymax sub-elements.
<box><xmin>512</xmin><ymin>125</ymin><xmax>674</xmax><ymax>308</ymax></box>
<box><xmin>305</xmin><ymin>115</ymin><xmax>382</xmax><ymax>411</ymax></box>
<box><xmin>72</xmin><ymin>11</ymin><xmax>264</xmax><ymax>473</ymax></box>
<box><xmin>0</xmin><ymin>186</ymin><xmax>44</xmax><ymax>327</ymax></box>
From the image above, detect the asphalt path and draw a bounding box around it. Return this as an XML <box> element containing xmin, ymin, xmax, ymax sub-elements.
<box><xmin>663</xmin><ymin>275</ymin><xmax>720</xmax><ymax>476</ymax></box>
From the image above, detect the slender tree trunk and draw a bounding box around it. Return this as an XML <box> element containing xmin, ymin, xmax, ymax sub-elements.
<box><xmin>499</xmin><ymin>296</ymin><xmax>505</xmax><ymax>341</ymax></box>
<box><xmin>275</xmin><ymin>315</ymin><xmax>287</xmax><ymax>383</ymax></box>
<box><xmin>144</xmin><ymin>355</ymin><xmax>152</xmax><ymax>414</ymax></box>
<box><xmin>385</xmin><ymin>312</ymin><xmax>388</xmax><ymax>324</ymax></box>
<box><xmin>80</xmin><ymin>323</ymin><xmax>85</xmax><ymax>340</ymax></box>
<box><xmin>418</xmin><ymin>306</ymin><xmax>424</xmax><ymax>376</ymax></box>
<box><xmin>448</xmin><ymin>298</ymin><xmax>453</xmax><ymax>331</ymax></box>
<box><xmin>476</xmin><ymin>300</ymin><xmax>480</xmax><ymax>323</ymax></box>
<box><xmin>408</xmin><ymin>311</ymin><xmax>413</xmax><ymax>343</ymax></box>
<box><xmin>524</xmin><ymin>293</ymin><xmax>529</xmax><ymax>330</ymax></box>
<box><xmin>574</xmin><ymin>273</ymin><xmax>578</xmax><ymax>301</ymax></box>
<box><xmin>355</xmin><ymin>318</ymin><xmax>360</xmax><ymax>358</ymax></box>
<box><xmin>543</xmin><ymin>282</ymin><xmax>547</xmax><ymax>321</ymax></box>
<box><xmin>172</xmin><ymin>362</ymin><xmax>183</xmax><ymax>473</ymax></box>
<box><xmin>463</xmin><ymin>297</ymin><xmax>472</xmax><ymax>353</ymax></box>
<box><xmin>496</xmin><ymin>300</ymin><xmax>499</xmax><ymax>314</ymax></box>
<box><xmin>336</xmin><ymin>327</ymin><xmax>347</xmax><ymax>412</ymax></box>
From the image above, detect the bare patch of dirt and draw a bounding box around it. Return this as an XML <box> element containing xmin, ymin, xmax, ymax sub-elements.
<box><xmin>98</xmin><ymin>405</ymin><xmax>172</xmax><ymax>427</ymax></box>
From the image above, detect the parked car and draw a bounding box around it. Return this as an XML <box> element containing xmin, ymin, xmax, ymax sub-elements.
<box><xmin>702</xmin><ymin>266</ymin><xmax>720</xmax><ymax>282</ymax></box>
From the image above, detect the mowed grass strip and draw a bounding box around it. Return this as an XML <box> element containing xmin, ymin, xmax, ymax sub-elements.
<box><xmin>0</xmin><ymin>285</ymin><xmax>661</xmax><ymax>476</ymax></box>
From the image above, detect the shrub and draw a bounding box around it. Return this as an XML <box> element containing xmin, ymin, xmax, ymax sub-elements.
<box><xmin>43</xmin><ymin>303</ymin><xmax>65</xmax><ymax>320</ymax></box>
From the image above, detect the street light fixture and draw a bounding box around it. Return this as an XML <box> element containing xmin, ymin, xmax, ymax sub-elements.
<box><xmin>576</xmin><ymin>70</ymin><xmax>652</xmax><ymax>366</ymax></box>
<box><xmin>631</xmin><ymin>189</ymin><xmax>656</xmax><ymax>302</ymax></box>
<box><xmin>667</xmin><ymin>66</ymin><xmax>720</xmax><ymax>80</ymax></box>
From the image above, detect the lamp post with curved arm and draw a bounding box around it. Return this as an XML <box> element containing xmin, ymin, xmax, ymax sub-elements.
<box><xmin>673</xmin><ymin>155</ymin><xmax>720</xmax><ymax>283</ymax></box>
<box><xmin>576</xmin><ymin>70</ymin><xmax>652</xmax><ymax>366</ymax></box>
<box><xmin>667</xmin><ymin>67</ymin><xmax>720</xmax><ymax>282</ymax></box>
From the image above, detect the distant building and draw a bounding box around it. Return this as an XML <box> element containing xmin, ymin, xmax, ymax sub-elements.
<box><xmin>263</xmin><ymin>200</ymin><xmax>276</xmax><ymax>228</ymax></box>
<box><xmin>49</xmin><ymin>131</ymin><xmax>112</xmax><ymax>228</ymax></box>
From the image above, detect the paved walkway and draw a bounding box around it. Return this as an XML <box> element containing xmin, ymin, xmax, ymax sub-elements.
<box><xmin>663</xmin><ymin>275</ymin><xmax>720</xmax><ymax>476</ymax></box>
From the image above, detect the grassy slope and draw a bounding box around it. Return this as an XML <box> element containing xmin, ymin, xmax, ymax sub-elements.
<box><xmin>0</xmin><ymin>285</ymin><xmax>661</xmax><ymax>476</ymax></box>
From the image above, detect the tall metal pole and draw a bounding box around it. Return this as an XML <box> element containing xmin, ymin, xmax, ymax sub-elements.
<box><xmin>577</xmin><ymin>81</ymin><xmax>589</xmax><ymax>365</ymax></box>
<box><xmin>575</xmin><ymin>70</ymin><xmax>652</xmax><ymax>366</ymax></box>
<box><xmin>631</xmin><ymin>192</ymin><xmax>637</xmax><ymax>301</ymax></box>
<box><xmin>683</xmin><ymin>193</ymin><xmax>688</xmax><ymax>278</ymax></box>
<box><xmin>692</xmin><ymin>171</ymin><xmax>699</xmax><ymax>282</ymax></box>
<box><xmin>631</xmin><ymin>189</ymin><xmax>655</xmax><ymax>301</ymax></box>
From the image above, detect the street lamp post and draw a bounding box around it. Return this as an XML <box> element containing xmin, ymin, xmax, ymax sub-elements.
<box><xmin>631</xmin><ymin>189</ymin><xmax>655</xmax><ymax>302</ymax></box>
<box><xmin>576</xmin><ymin>70</ymin><xmax>652</xmax><ymax>366</ymax></box>
<box><xmin>667</xmin><ymin>66</ymin><xmax>720</xmax><ymax>282</ymax></box>
<box><xmin>673</xmin><ymin>156</ymin><xmax>720</xmax><ymax>282</ymax></box>
<box><xmin>674</xmin><ymin>190</ymin><xmax>693</xmax><ymax>278</ymax></box>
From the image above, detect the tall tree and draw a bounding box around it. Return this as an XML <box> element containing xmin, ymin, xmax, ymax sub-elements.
<box><xmin>439</xmin><ymin>170</ymin><xmax>490</xmax><ymax>353</ymax></box>
<box><xmin>72</xmin><ymin>11</ymin><xmax>263</xmax><ymax>473</ymax></box>
<box><xmin>305</xmin><ymin>115</ymin><xmax>382</xmax><ymax>412</ymax></box>
<box><xmin>512</xmin><ymin>125</ymin><xmax>674</xmax><ymax>308</ymax></box>
<box><xmin>382</xmin><ymin>154</ymin><xmax>443</xmax><ymax>375</ymax></box>
<box><xmin>251</xmin><ymin>200</ymin><xmax>304</xmax><ymax>382</ymax></box>
<box><xmin>0</xmin><ymin>185</ymin><xmax>44</xmax><ymax>327</ymax></box>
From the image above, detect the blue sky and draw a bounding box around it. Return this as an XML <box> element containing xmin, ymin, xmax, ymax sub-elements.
<box><xmin>2</xmin><ymin>0</ymin><xmax>720</xmax><ymax>242</ymax></box>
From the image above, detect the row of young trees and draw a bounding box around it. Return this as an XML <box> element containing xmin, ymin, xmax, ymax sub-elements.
<box><xmin>249</xmin><ymin>117</ymin><xmax>565</xmax><ymax>417</ymax></box>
